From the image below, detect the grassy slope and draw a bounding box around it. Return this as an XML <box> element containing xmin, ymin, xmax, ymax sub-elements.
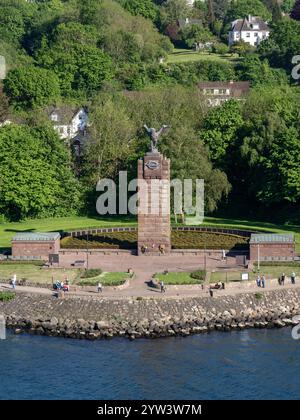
<box><xmin>167</xmin><ymin>48</ymin><xmax>241</xmax><ymax>64</ymax></box>
<box><xmin>1</xmin><ymin>215</ymin><xmax>299</xmax><ymax>251</ymax></box>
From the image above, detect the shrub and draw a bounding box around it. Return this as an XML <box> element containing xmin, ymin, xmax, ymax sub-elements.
<box><xmin>255</xmin><ymin>292</ymin><xmax>263</xmax><ymax>300</ymax></box>
<box><xmin>190</xmin><ymin>269</ymin><xmax>206</xmax><ymax>281</ymax></box>
<box><xmin>0</xmin><ymin>291</ymin><xmax>15</xmax><ymax>301</ymax></box>
<box><xmin>80</xmin><ymin>269</ymin><xmax>102</xmax><ymax>279</ymax></box>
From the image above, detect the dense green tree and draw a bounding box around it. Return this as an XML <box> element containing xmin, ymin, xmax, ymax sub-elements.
<box><xmin>0</xmin><ymin>124</ymin><xmax>80</xmax><ymax>220</ymax></box>
<box><xmin>230</xmin><ymin>41</ymin><xmax>256</xmax><ymax>56</ymax></box>
<box><xmin>0</xmin><ymin>89</ymin><xmax>9</xmax><ymax>122</ymax></box>
<box><xmin>4</xmin><ymin>65</ymin><xmax>60</xmax><ymax>109</ymax></box>
<box><xmin>200</xmin><ymin>100</ymin><xmax>244</xmax><ymax>164</ymax></box>
<box><xmin>237</xmin><ymin>54</ymin><xmax>288</xmax><ymax>85</ymax></box>
<box><xmin>181</xmin><ymin>24</ymin><xmax>215</xmax><ymax>48</ymax></box>
<box><xmin>240</xmin><ymin>86</ymin><xmax>300</xmax><ymax>204</ymax></box>
<box><xmin>118</xmin><ymin>0</ymin><xmax>159</xmax><ymax>21</ymax></box>
<box><xmin>225</xmin><ymin>0</ymin><xmax>272</xmax><ymax>23</ymax></box>
<box><xmin>35</xmin><ymin>23</ymin><xmax>114</xmax><ymax>96</ymax></box>
<box><xmin>258</xmin><ymin>18</ymin><xmax>300</xmax><ymax>70</ymax></box>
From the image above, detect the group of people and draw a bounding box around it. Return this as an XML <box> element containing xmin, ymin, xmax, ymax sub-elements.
<box><xmin>141</xmin><ymin>244</ymin><xmax>166</xmax><ymax>255</ymax></box>
<box><xmin>54</xmin><ymin>280</ymin><xmax>69</xmax><ymax>292</ymax></box>
<box><xmin>278</xmin><ymin>272</ymin><xmax>296</xmax><ymax>286</ymax></box>
<box><xmin>256</xmin><ymin>275</ymin><xmax>266</xmax><ymax>288</ymax></box>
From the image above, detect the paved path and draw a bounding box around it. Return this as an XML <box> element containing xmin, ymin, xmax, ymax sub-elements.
<box><xmin>1</xmin><ymin>278</ymin><xmax>299</xmax><ymax>300</ymax></box>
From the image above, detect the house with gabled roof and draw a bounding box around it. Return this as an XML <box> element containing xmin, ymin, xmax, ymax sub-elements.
<box><xmin>229</xmin><ymin>15</ymin><xmax>270</xmax><ymax>47</ymax></box>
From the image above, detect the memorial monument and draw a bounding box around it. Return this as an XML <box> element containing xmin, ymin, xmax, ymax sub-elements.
<box><xmin>137</xmin><ymin>125</ymin><xmax>171</xmax><ymax>256</ymax></box>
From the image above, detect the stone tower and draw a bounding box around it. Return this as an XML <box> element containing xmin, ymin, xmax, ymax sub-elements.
<box><xmin>137</xmin><ymin>151</ymin><xmax>171</xmax><ymax>256</ymax></box>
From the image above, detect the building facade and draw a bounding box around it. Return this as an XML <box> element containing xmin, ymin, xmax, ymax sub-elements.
<box><xmin>198</xmin><ymin>80</ymin><xmax>250</xmax><ymax>107</ymax></box>
<box><xmin>229</xmin><ymin>15</ymin><xmax>270</xmax><ymax>47</ymax></box>
<box><xmin>250</xmin><ymin>234</ymin><xmax>295</xmax><ymax>262</ymax></box>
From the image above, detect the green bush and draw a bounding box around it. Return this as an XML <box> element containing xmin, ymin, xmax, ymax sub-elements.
<box><xmin>255</xmin><ymin>292</ymin><xmax>263</xmax><ymax>300</ymax></box>
<box><xmin>190</xmin><ymin>269</ymin><xmax>206</xmax><ymax>281</ymax></box>
<box><xmin>80</xmin><ymin>269</ymin><xmax>102</xmax><ymax>279</ymax></box>
<box><xmin>0</xmin><ymin>291</ymin><xmax>15</xmax><ymax>301</ymax></box>
<box><xmin>0</xmin><ymin>260</ymin><xmax>44</xmax><ymax>266</ymax></box>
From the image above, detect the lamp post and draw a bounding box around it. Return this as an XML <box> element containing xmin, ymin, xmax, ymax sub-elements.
<box><xmin>86</xmin><ymin>232</ymin><xmax>89</xmax><ymax>271</ymax></box>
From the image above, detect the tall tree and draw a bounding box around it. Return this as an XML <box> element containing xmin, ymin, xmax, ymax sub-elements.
<box><xmin>291</xmin><ymin>0</ymin><xmax>300</xmax><ymax>19</ymax></box>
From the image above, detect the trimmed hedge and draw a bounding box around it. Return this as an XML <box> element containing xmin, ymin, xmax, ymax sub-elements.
<box><xmin>80</xmin><ymin>269</ymin><xmax>102</xmax><ymax>279</ymax></box>
<box><xmin>61</xmin><ymin>231</ymin><xmax>249</xmax><ymax>250</ymax></box>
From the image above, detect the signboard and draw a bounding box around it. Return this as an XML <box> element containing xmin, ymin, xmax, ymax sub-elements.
<box><xmin>241</xmin><ymin>273</ymin><xmax>249</xmax><ymax>281</ymax></box>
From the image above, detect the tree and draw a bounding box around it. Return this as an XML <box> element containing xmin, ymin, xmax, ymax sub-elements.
<box><xmin>200</xmin><ymin>100</ymin><xmax>244</xmax><ymax>164</ymax></box>
<box><xmin>240</xmin><ymin>86</ymin><xmax>300</xmax><ymax>204</ymax></box>
<box><xmin>225</xmin><ymin>0</ymin><xmax>272</xmax><ymax>23</ymax></box>
<box><xmin>237</xmin><ymin>54</ymin><xmax>288</xmax><ymax>86</ymax></box>
<box><xmin>230</xmin><ymin>41</ymin><xmax>256</xmax><ymax>56</ymax></box>
<box><xmin>160</xmin><ymin>0</ymin><xmax>192</xmax><ymax>27</ymax></box>
<box><xmin>118</xmin><ymin>0</ymin><xmax>159</xmax><ymax>21</ymax></box>
<box><xmin>4</xmin><ymin>65</ymin><xmax>60</xmax><ymax>109</ymax></box>
<box><xmin>0</xmin><ymin>88</ymin><xmax>9</xmax><ymax>122</ymax></box>
<box><xmin>0</xmin><ymin>124</ymin><xmax>80</xmax><ymax>220</ymax></box>
<box><xmin>35</xmin><ymin>23</ymin><xmax>114</xmax><ymax>96</ymax></box>
<box><xmin>258</xmin><ymin>18</ymin><xmax>300</xmax><ymax>71</ymax></box>
<box><xmin>181</xmin><ymin>24</ymin><xmax>214</xmax><ymax>48</ymax></box>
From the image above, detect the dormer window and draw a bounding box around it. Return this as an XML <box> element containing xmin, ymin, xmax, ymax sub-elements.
<box><xmin>51</xmin><ymin>113</ymin><xmax>58</xmax><ymax>122</ymax></box>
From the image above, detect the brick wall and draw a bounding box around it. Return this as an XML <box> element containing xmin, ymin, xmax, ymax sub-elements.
<box><xmin>250</xmin><ymin>243</ymin><xmax>295</xmax><ymax>261</ymax></box>
<box><xmin>12</xmin><ymin>239</ymin><xmax>60</xmax><ymax>260</ymax></box>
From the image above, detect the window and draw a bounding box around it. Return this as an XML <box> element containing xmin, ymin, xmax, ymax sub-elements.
<box><xmin>219</xmin><ymin>89</ymin><xmax>227</xmax><ymax>95</ymax></box>
<box><xmin>254</xmin><ymin>33</ymin><xmax>258</xmax><ymax>37</ymax></box>
<box><xmin>246</xmin><ymin>33</ymin><xmax>250</xmax><ymax>37</ymax></box>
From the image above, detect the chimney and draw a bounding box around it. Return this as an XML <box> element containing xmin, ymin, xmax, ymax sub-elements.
<box><xmin>248</xmin><ymin>15</ymin><xmax>252</xmax><ymax>22</ymax></box>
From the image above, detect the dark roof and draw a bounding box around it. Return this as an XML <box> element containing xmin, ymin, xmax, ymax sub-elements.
<box><xmin>232</xmin><ymin>16</ymin><xmax>270</xmax><ymax>32</ymax></box>
<box><xmin>178</xmin><ymin>18</ymin><xmax>202</xmax><ymax>29</ymax></box>
<box><xmin>250</xmin><ymin>234</ymin><xmax>295</xmax><ymax>244</ymax></box>
<box><xmin>12</xmin><ymin>232</ymin><xmax>61</xmax><ymax>242</ymax></box>
<box><xmin>198</xmin><ymin>81</ymin><xmax>250</xmax><ymax>97</ymax></box>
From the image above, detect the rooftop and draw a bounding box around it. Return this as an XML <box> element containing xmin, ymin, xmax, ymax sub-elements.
<box><xmin>250</xmin><ymin>234</ymin><xmax>295</xmax><ymax>244</ymax></box>
<box><xmin>12</xmin><ymin>232</ymin><xmax>61</xmax><ymax>242</ymax></box>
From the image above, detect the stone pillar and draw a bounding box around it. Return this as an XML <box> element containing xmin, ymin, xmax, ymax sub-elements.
<box><xmin>138</xmin><ymin>151</ymin><xmax>171</xmax><ymax>256</ymax></box>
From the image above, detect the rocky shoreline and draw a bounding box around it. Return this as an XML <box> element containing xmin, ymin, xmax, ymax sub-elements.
<box><xmin>1</xmin><ymin>288</ymin><xmax>300</xmax><ymax>340</ymax></box>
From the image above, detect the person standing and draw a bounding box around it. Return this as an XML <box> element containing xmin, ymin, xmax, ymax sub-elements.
<box><xmin>97</xmin><ymin>282</ymin><xmax>102</xmax><ymax>293</ymax></box>
<box><xmin>281</xmin><ymin>273</ymin><xmax>285</xmax><ymax>286</ymax></box>
<box><xmin>261</xmin><ymin>274</ymin><xmax>266</xmax><ymax>289</ymax></box>
<box><xmin>160</xmin><ymin>281</ymin><xmax>165</xmax><ymax>293</ymax></box>
<box><xmin>291</xmin><ymin>272</ymin><xmax>296</xmax><ymax>285</ymax></box>
<box><xmin>222</xmin><ymin>250</ymin><xmax>226</xmax><ymax>261</ymax></box>
<box><xmin>256</xmin><ymin>275</ymin><xmax>261</xmax><ymax>287</ymax></box>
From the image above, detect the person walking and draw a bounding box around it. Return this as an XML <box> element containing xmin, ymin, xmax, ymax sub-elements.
<box><xmin>97</xmin><ymin>282</ymin><xmax>102</xmax><ymax>293</ymax></box>
<box><xmin>261</xmin><ymin>274</ymin><xmax>266</xmax><ymax>289</ymax></box>
<box><xmin>222</xmin><ymin>250</ymin><xmax>226</xmax><ymax>261</ymax></box>
<box><xmin>160</xmin><ymin>281</ymin><xmax>166</xmax><ymax>293</ymax></box>
<box><xmin>11</xmin><ymin>274</ymin><xmax>17</xmax><ymax>290</ymax></box>
<box><xmin>291</xmin><ymin>272</ymin><xmax>296</xmax><ymax>285</ymax></box>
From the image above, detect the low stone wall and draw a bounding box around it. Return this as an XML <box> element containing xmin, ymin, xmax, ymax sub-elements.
<box><xmin>1</xmin><ymin>288</ymin><xmax>300</xmax><ymax>340</ymax></box>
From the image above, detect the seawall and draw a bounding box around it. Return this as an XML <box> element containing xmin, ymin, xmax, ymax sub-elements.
<box><xmin>1</xmin><ymin>288</ymin><xmax>300</xmax><ymax>340</ymax></box>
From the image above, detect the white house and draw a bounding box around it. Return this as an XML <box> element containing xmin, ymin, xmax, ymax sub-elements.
<box><xmin>228</xmin><ymin>15</ymin><xmax>270</xmax><ymax>47</ymax></box>
<box><xmin>48</xmin><ymin>106</ymin><xmax>88</xmax><ymax>140</ymax></box>
<box><xmin>198</xmin><ymin>81</ymin><xmax>250</xmax><ymax>107</ymax></box>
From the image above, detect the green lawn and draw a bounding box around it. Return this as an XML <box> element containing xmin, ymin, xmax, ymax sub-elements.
<box><xmin>0</xmin><ymin>263</ymin><xmax>78</xmax><ymax>284</ymax></box>
<box><xmin>0</xmin><ymin>262</ymin><xmax>131</xmax><ymax>286</ymax></box>
<box><xmin>0</xmin><ymin>215</ymin><xmax>136</xmax><ymax>249</ymax></box>
<box><xmin>210</xmin><ymin>265</ymin><xmax>300</xmax><ymax>283</ymax></box>
<box><xmin>155</xmin><ymin>272</ymin><xmax>203</xmax><ymax>285</ymax></box>
<box><xmin>167</xmin><ymin>48</ymin><xmax>241</xmax><ymax>64</ymax></box>
<box><xmin>203</xmin><ymin>217</ymin><xmax>300</xmax><ymax>252</ymax></box>
<box><xmin>77</xmin><ymin>271</ymin><xmax>131</xmax><ymax>287</ymax></box>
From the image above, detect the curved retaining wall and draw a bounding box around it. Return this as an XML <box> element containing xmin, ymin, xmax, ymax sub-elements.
<box><xmin>1</xmin><ymin>288</ymin><xmax>299</xmax><ymax>340</ymax></box>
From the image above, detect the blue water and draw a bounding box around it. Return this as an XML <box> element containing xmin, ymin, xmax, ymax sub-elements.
<box><xmin>0</xmin><ymin>328</ymin><xmax>299</xmax><ymax>400</ymax></box>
